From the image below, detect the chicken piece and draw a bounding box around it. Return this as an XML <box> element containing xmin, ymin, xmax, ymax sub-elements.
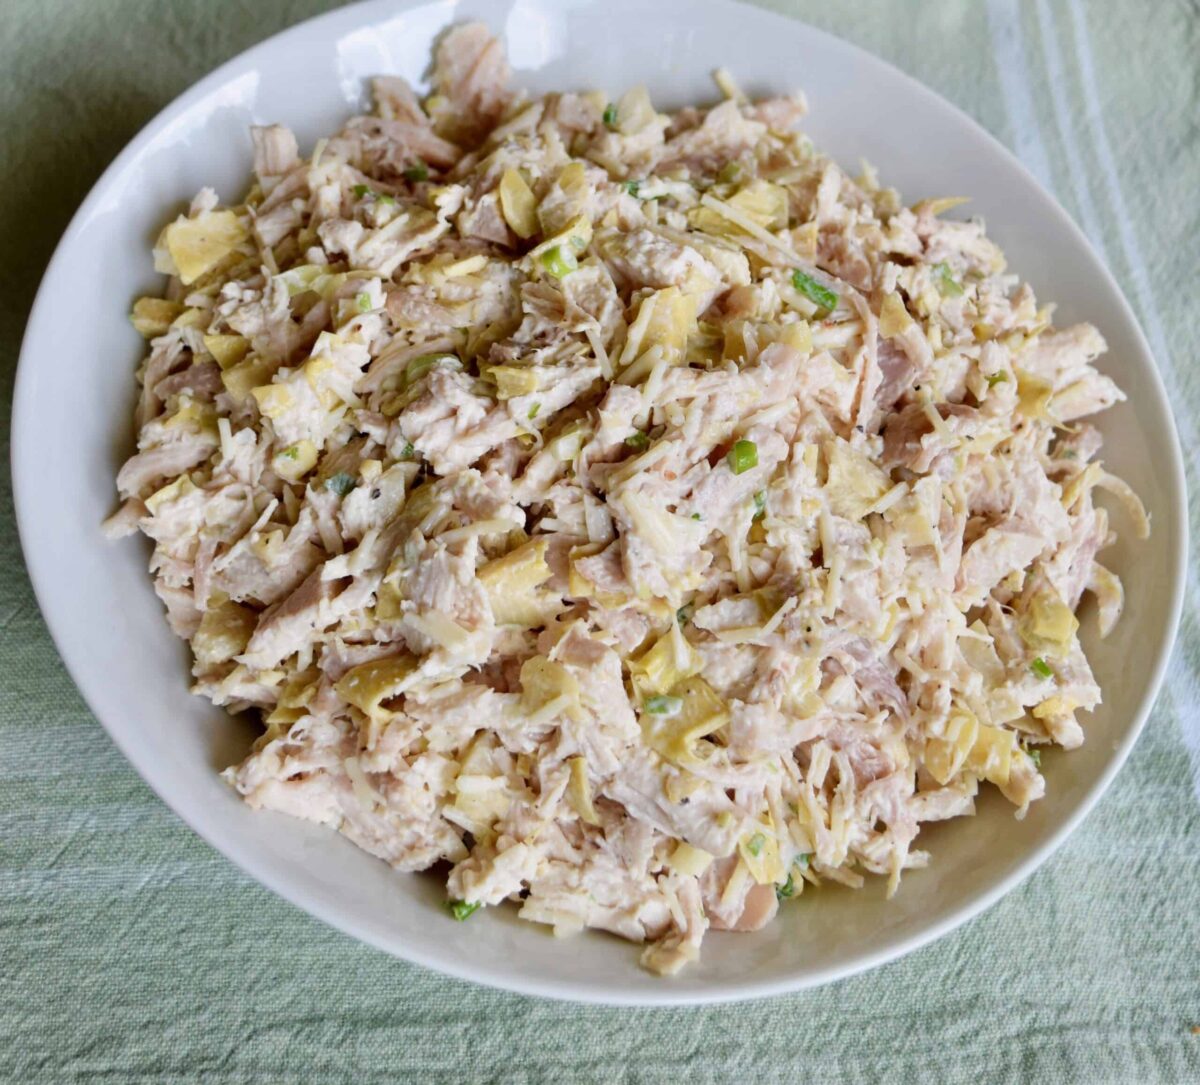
<box><xmin>250</xmin><ymin>124</ymin><xmax>299</xmax><ymax>183</ymax></box>
<box><xmin>116</xmin><ymin>433</ymin><xmax>217</xmax><ymax>500</ymax></box>
<box><xmin>428</xmin><ymin>23</ymin><xmax>513</xmax><ymax>147</ymax></box>
<box><xmin>398</xmin><ymin>365</ymin><xmax>518</xmax><ymax>474</ymax></box>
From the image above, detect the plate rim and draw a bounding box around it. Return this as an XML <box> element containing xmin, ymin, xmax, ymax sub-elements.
<box><xmin>10</xmin><ymin>0</ymin><xmax>1189</xmax><ymax>1005</ymax></box>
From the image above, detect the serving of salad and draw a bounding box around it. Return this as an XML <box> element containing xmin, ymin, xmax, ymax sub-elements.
<box><xmin>107</xmin><ymin>24</ymin><xmax>1146</xmax><ymax>975</ymax></box>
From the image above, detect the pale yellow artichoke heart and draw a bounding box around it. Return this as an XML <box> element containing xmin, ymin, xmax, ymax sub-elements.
<box><xmin>163</xmin><ymin>396</ymin><xmax>217</xmax><ymax>434</ymax></box>
<box><xmin>641</xmin><ymin>676</ymin><xmax>729</xmax><ymax>766</ymax></box>
<box><xmin>690</xmin><ymin>179</ymin><xmax>789</xmax><ymax>238</ymax></box>
<box><xmin>738</xmin><ymin>816</ymin><xmax>786</xmax><ymax>886</ymax></box>
<box><xmin>537</xmin><ymin>161</ymin><xmax>589</xmax><ymax>236</ymax></box>
<box><xmin>477</xmin><ymin>538</ymin><xmax>556</xmax><ymax>627</ymax></box>
<box><xmin>614</xmin><ymin>85</ymin><xmax>660</xmax><ymax>135</ymax></box>
<box><xmin>629</xmin><ymin>629</ymin><xmax>705</xmax><ymax>697</ymax></box>
<box><xmin>668</xmin><ymin>841</ymin><xmax>714</xmax><ymax>877</ymax></box>
<box><xmin>912</xmin><ymin>196</ymin><xmax>971</xmax><ymax>216</ymax></box>
<box><xmin>334</xmin><ymin>654</ymin><xmax>420</xmax><ymax>719</ymax></box>
<box><xmin>160</xmin><ymin>209</ymin><xmax>248</xmax><ymax>286</ymax></box>
<box><xmin>193</xmin><ymin>599</ymin><xmax>257</xmax><ymax>667</ymax></box>
<box><xmin>131</xmin><ymin>297</ymin><xmax>185</xmax><ymax>338</ymax></box>
<box><xmin>1031</xmin><ymin>694</ymin><xmax>1081</xmax><ymax>735</ymax></box>
<box><xmin>566</xmin><ymin>756</ymin><xmax>600</xmax><ymax>826</ymax></box>
<box><xmin>249</xmin><ymin>382</ymin><xmax>295</xmax><ymax>420</ymax></box>
<box><xmin>878</xmin><ymin>292</ymin><xmax>914</xmax><ymax>338</ymax></box>
<box><xmin>1017</xmin><ymin>588</ymin><xmax>1080</xmax><ymax>657</ymax></box>
<box><xmin>485</xmin><ymin>364</ymin><xmax>541</xmax><ymax>400</ymax></box>
<box><xmin>519</xmin><ymin>656</ymin><xmax>584</xmax><ymax>724</ymax></box>
<box><xmin>965</xmin><ymin>723</ymin><xmax>1016</xmax><ymax>787</ymax></box>
<box><xmin>1059</xmin><ymin>462</ymin><xmax>1102</xmax><ymax>512</ymax></box>
<box><xmin>618</xmin><ymin>286</ymin><xmax>697</xmax><ymax>370</ymax></box>
<box><xmin>202</xmin><ymin>333</ymin><xmax>250</xmax><ymax>370</ymax></box>
<box><xmin>824</xmin><ymin>437</ymin><xmax>891</xmax><ymax>520</ymax></box>
<box><xmin>452</xmin><ymin>736</ymin><xmax>512</xmax><ymax>831</ymax></box>
<box><xmin>623</xmin><ymin>489</ymin><xmax>706</xmax><ymax>553</ymax></box>
<box><xmin>272</xmin><ymin>439</ymin><xmax>318</xmax><ymax>482</ymax></box>
<box><xmin>221</xmin><ymin>356</ymin><xmax>274</xmax><ymax>404</ymax></box>
<box><xmin>144</xmin><ymin>474</ymin><xmax>197</xmax><ymax>515</ymax></box>
<box><xmin>265</xmin><ymin>667</ymin><xmax>322</xmax><ymax>725</ymax></box>
<box><xmin>1015</xmin><ymin>367</ymin><xmax>1055</xmax><ymax>420</ymax></box>
<box><xmin>923</xmin><ymin>710</ymin><xmax>979</xmax><ymax>785</ymax></box>
<box><xmin>499</xmin><ymin>168</ymin><xmax>539</xmax><ymax>239</ymax></box>
<box><xmin>528</xmin><ymin>214</ymin><xmax>593</xmax><ymax>264</ymax></box>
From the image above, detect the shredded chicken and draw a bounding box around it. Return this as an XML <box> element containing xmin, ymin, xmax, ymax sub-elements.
<box><xmin>111</xmin><ymin>25</ymin><xmax>1146</xmax><ymax>976</ymax></box>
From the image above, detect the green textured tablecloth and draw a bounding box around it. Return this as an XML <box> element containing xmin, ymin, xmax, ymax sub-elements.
<box><xmin>3</xmin><ymin>1</ymin><xmax>1198</xmax><ymax>1080</ymax></box>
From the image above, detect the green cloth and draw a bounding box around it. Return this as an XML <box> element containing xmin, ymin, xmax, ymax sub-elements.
<box><xmin>2</xmin><ymin>0</ymin><xmax>1198</xmax><ymax>1080</ymax></box>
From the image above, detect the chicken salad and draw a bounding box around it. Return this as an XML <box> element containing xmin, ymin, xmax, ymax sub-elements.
<box><xmin>107</xmin><ymin>24</ymin><xmax>1147</xmax><ymax>975</ymax></box>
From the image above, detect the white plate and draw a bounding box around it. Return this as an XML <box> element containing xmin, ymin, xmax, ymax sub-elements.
<box><xmin>12</xmin><ymin>0</ymin><xmax>1187</xmax><ymax>1005</ymax></box>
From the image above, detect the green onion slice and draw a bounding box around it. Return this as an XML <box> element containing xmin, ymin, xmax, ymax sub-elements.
<box><xmin>446</xmin><ymin>900</ymin><xmax>481</xmax><ymax>921</ymax></box>
<box><xmin>728</xmin><ymin>439</ymin><xmax>758</xmax><ymax>475</ymax></box>
<box><xmin>539</xmin><ymin>245</ymin><xmax>578</xmax><ymax>279</ymax></box>
<box><xmin>933</xmin><ymin>261</ymin><xmax>964</xmax><ymax>297</ymax></box>
<box><xmin>791</xmin><ymin>270</ymin><xmax>838</xmax><ymax>312</ymax></box>
<box><xmin>644</xmin><ymin>694</ymin><xmax>684</xmax><ymax>717</ymax></box>
<box><xmin>324</xmin><ymin>472</ymin><xmax>357</xmax><ymax>497</ymax></box>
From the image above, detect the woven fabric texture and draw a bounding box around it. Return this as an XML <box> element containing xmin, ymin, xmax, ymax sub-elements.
<box><xmin>2</xmin><ymin>1</ymin><xmax>1197</xmax><ymax>1081</ymax></box>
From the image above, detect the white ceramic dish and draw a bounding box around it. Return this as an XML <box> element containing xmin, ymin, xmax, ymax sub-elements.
<box><xmin>12</xmin><ymin>0</ymin><xmax>1186</xmax><ymax>1005</ymax></box>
